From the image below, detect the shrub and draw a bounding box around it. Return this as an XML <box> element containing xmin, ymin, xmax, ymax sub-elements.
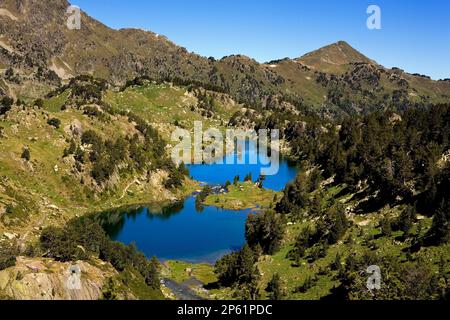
<box><xmin>307</xmin><ymin>243</ymin><xmax>328</xmax><ymax>263</ymax></box>
<box><xmin>40</xmin><ymin>226</ymin><xmax>83</xmax><ymax>262</ymax></box>
<box><xmin>0</xmin><ymin>242</ymin><xmax>18</xmax><ymax>271</ymax></box>
<box><xmin>21</xmin><ymin>148</ymin><xmax>30</xmax><ymax>161</ymax></box>
<box><xmin>47</xmin><ymin>117</ymin><xmax>61</xmax><ymax>129</ymax></box>
<box><xmin>101</xmin><ymin>278</ymin><xmax>120</xmax><ymax>300</ymax></box>
<box><xmin>34</xmin><ymin>99</ymin><xmax>44</xmax><ymax>108</ymax></box>
<box><xmin>83</xmin><ymin>106</ymin><xmax>103</xmax><ymax>117</ymax></box>
<box><xmin>63</xmin><ymin>140</ymin><xmax>77</xmax><ymax>157</ymax></box>
<box><xmin>81</xmin><ymin>130</ymin><xmax>102</xmax><ymax>147</ymax></box>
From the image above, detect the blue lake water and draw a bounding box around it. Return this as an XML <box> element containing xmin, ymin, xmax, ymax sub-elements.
<box><xmin>101</xmin><ymin>145</ymin><xmax>298</xmax><ymax>264</ymax></box>
<box><xmin>187</xmin><ymin>142</ymin><xmax>298</xmax><ymax>192</ymax></box>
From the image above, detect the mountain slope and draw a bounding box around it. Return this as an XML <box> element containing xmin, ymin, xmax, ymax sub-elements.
<box><xmin>297</xmin><ymin>41</ymin><xmax>375</xmax><ymax>74</ymax></box>
<box><xmin>0</xmin><ymin>0</ymin><xmax>211</xmax><ymax>83</ymax></box>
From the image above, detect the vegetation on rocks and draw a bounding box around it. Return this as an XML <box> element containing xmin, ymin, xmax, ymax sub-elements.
<box><xmin>39</xmin><ymin>217</ymin><xmax>162</xmax><ymax>297</ymax></box>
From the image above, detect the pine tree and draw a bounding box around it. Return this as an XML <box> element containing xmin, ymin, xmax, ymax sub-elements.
<box><xmin>309</xmin><ymin>193</ymin><xmax>322</xmax><ymax>217</ymax></box>
<box><xmin>266</xmin><ymin>273</ymin><xmax>283</xmax><ymax>300</ymax></box>
<box><xmin>237</xmin><ymin>245</ymin><xmax>256</xmax><ymax>284</ymax></box>
<box><xmin>257</xmin><ymin>174</ymin><xmax>266</xmax><ymax>188</ymax></box>
<box><xmin>276</xmin><ymin>173</ymin><xmax>309</xmax><ymax>214</ymax></box>
<box><xmin>247</xmin><ymin>267</ymin><xmax>261</xmax><ymax>300</ymax></box>
<box><xmin>430</xmin><ymin>199</ymin><xmax>450</xmax><ymax>244</ymax></box>
<box><xmin>144</xmin><ymin>257</ymin><xmax>161</xmax><ymax>288</ymax></box>
<box><xmin>396</xmin><ymin>205</ymin><xmax>416</xmax><ymax>235</ymax></box>
<box><xmin>21</xmin><ymin>148</ymin><xmax>30</xmax><ymax>161</ymax></box>
<box><xmin>325</xmin><ymin>204</ymin><xmax>349</xmax><ymax>244</ymax></box>
<box><xmin>288</xmin><ymin>226</ymin><xmax>316</xmax><ymax>263</ymax></box>
<box><xmin>0</xmin><ymin>96</ymin><xmax>14</xmax><ymax>115</ymax></box>
<box><xmin>393</xmin><ymin>147</ymin><xmax>413</xmax><ymax>185</ymax></box>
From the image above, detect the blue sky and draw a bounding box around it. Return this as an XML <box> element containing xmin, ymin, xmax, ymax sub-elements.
<box><xmin>70</xmin><ymin>0</ymin><xmax>450</xmax><ymax>79</ymax></box>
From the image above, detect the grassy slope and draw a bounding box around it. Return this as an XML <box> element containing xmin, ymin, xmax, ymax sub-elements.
<box><xmin>0</xmin><ymin>81</ymin><xmax>244</xmax><ymax>300</ymax></box>
<box><xmin>257</xmin><ymin>181</ymin><xmax>450</xmax><ymax>299</ymax></box>
<box><xmin>113</xmin><ymin>267</ymin><xmax>165</xmax><ymax>300</ymax></box>
<box><xmin>1</xmin><ymin>82</ymin><xmax>243</xmax><ymax>240</ymax></box>
<box><xmin>167</xmin><ymin>183</ymin><xmax>450</xmax><ymax>300</ymax></box>
<box><xmin>103</xmin><ymin>83</ymin><xmax>241</xmax><ymax>142</ymax></box>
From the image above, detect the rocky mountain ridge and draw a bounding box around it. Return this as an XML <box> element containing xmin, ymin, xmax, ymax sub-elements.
<box><xmin>1</xmin><ymin>0</ymin><xmax>450</xmax><ymax>116</ymax></box>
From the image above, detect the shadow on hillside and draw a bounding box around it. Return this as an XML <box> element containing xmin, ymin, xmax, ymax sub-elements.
<box><xmin>354</xmin><ymin>196</ymin><xmax>387</xmax><ymax>215</ymax></box>
<box><xmin>203</xmin><ymin>281</ymin><xmax>221</xmax><ymax>290</ymax></box>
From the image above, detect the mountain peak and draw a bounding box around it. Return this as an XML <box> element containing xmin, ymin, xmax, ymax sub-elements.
<box><xmin>297</xmin><ymin>41</ymin><xmax>374</xmax><ymax>74</ymax></box>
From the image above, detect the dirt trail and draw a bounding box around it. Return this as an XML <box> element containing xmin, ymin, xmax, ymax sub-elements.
<box><xmin>118</xmin><ymin>179</ymin><xmax>138</xmax><ymax>201</ymax></box>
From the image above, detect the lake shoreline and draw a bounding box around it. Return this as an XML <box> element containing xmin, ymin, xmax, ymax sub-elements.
<box><xmin>98</xmin><ymin>144</ymin><xmax>299</xmax><ymax>266</ymax></box>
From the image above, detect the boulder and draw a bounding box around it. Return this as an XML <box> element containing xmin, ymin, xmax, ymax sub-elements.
<box><xmin>64</xmin><ymin>119</ymin><xmax>83</xmax><ymax>138</ymax></box>
<box><xmin>3</xmin><ymin>232</ymin><xmax>17</xmax><ymax>240</ymax></box>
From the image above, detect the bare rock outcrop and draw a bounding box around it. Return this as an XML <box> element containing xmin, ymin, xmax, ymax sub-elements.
<box><xmin>0</xmin><ymin>256</ymin><xmax>118</xmax><ymax>300</ymax></box>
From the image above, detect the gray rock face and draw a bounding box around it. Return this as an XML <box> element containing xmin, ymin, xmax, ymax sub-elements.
<box><xmin>0</xmin><ymin>256</ymin><xmax>120</xmax><ymax>300</ymax></box>
<box><xmin>64</xmin><ymin>119</ymin><xmax>83</xmax><ymax>138</ymax></box>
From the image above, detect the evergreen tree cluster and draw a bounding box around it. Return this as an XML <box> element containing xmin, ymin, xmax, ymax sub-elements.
<box><xmin>63</xmin><ymin>110</ymin><xmax>186</xmax><ymax>187</ymax></box>
<box><xmin>334</xmin><ymin>251</ymin><xmax>448</xmax><ymax>300</ymax></box>
<box><xmin>297</xmin><ymin>105</ymin><xmax>449</xmax><ymax>204</ymax></box>
<box><xmin>245</xmin><ymin>210</ymin><xmax>285</xmax><ymax>255</ymax></box>
<box><xmin>288</xmin><ymin>204</ymin><xmax>349</xmax><ymax>264</ymax></box>
<box><xmin>0</xmin><ymin>241</ymin><xmax>18</xmax><ymax>271</ymax></box>
<box><xmin>215</xmin><ymin>245</ymin><xmax>259</xmax><ymax>287</ymax></box>
<box><xmin>276</xmin><ymin>104</ymin><xmax>450</xmax><ymax>248</ymax></box>
<box><xmin>276</xmin><ymin>170</ymin><xmax>322</xmax><ymax>216</ymax></box>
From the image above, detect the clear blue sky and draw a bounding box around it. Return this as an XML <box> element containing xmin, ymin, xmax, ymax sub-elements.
<box><xmin>70</xmin><ymin>0</ymin><xmax>450</xmax><ymax>79</ymax></box>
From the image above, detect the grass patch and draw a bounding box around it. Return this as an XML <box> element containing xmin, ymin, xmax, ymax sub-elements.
<box><xmin>164</xmin><ymin>260</ymin><xmax>217</xmax><ymax>285</ymax></box>
<box><xmin>115</xmin><ymin>268</ymin><xmax>164</xmax><ymax>300</ymax></box>
<box><xmin>44</xmin><ymin>90</ymin><xmax>70</xmax><ymax>112</ymax></box>
<box><xmin>204</xmin><ymin>182</ymin><xmax>281</xmax><ymax>210</ymax></box>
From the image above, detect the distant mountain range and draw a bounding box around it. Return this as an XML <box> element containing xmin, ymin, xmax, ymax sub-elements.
<box><xmin>1</xmin><ymin>0</ymin><xmax>450</xmax><ymax>116</ymax></box>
